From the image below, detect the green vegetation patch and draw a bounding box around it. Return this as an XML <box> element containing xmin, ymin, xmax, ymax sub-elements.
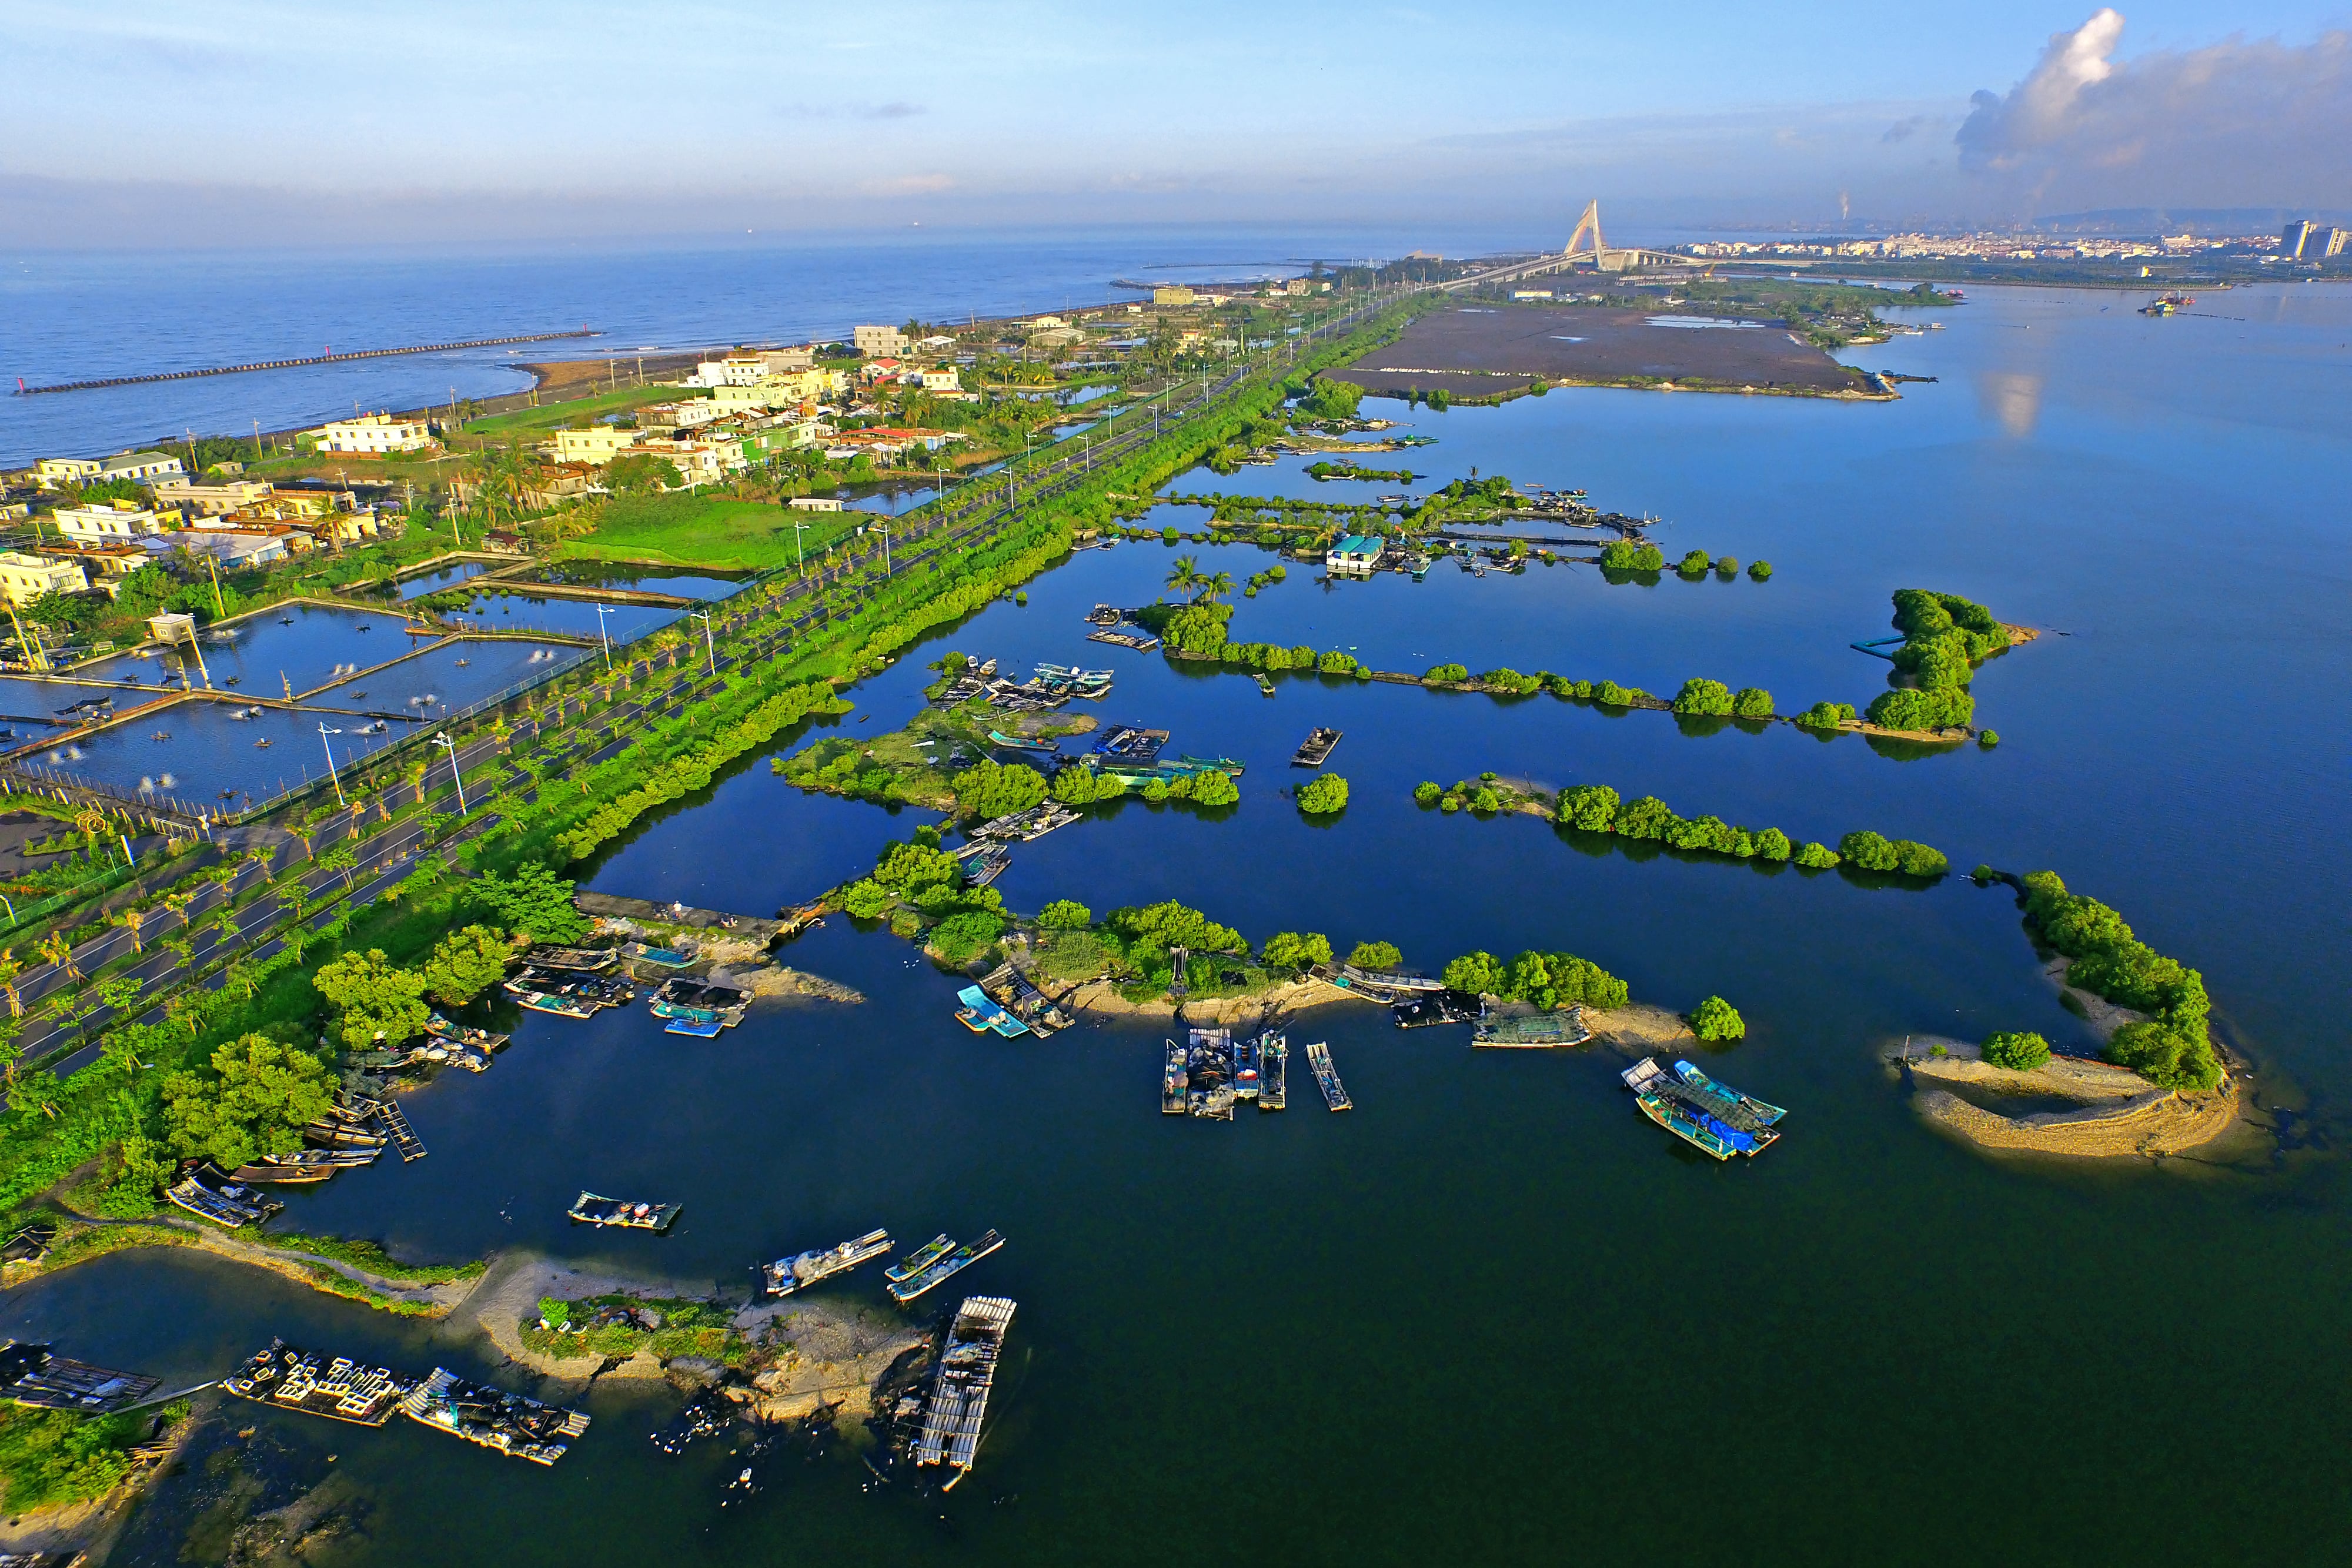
<box><xmin>523</xmin><ymin>1293</ymin><xmax>749</xmax><ymax>1365</ymax></box>
<box><xmin>2019</xmin><ymin>872</ymin><xmax>2219</xmax><ymax>1091</ymax></box>
<box><xmin>0</xmin><ymin>1404</ymin><xmax>159</xmax><ymax>1512</ymax></box>
<box><xmin>555</xmin><ymin>493</ymin><xmax>861</xmax><ymax>571</ymax></box>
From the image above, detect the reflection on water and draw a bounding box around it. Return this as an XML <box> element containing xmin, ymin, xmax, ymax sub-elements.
<box><xmin>395</xmin><ymin>560</ymin><xmax>494</xmax><ymax>600</ymax></box>
<box><xmin>1977</xmin><ymin>369</ymin><xmax>2044</xmax><ymax>437</ymax></box>
<box><xmin>74</xmin><ymin>602</ymin><xmax>428</xmax><ymax>699</ymax></box>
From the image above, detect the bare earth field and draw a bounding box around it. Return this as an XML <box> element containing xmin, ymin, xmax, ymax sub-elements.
<box><xmin>1330</xmin><ymin>305</ymin><xmax>1877</xmax><ymax>399</ymax></box>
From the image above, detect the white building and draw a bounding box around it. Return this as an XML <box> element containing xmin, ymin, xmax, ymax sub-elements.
<box><xmin>913</xmin><ymin>368</ymin><xmax>962</xmax><ymax>393</ymax></box>
<box><xmin>0</xmin><ymin>551</ymin><xmax>88</xmax><ymax>605</ymax></box>
<box><xmin>315</xmin><ymin>414</ymin><xmax>434</xmax><ymax>455</ymax></box>
<box><xmin>33</xmin><ymin>457</ymin><xmax>101</xmax><ymax>488</ymax></box>
<box><xmin>51</xmin><ymin>503</ymin><xmax>173</xmax><ymax>543</ymax></box>
<box><xmin>853</xmin><ymin>325</ymin><xmax>912</xmax><ymax>358</ymax></box>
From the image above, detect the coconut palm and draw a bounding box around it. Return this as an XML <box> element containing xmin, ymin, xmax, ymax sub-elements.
<box><xmin>1197</xmin><ymin>570</ymin><xmax>1234</xmax><ymax>605</ymax></box>
<box><xmin>1165</xmin><ymin>555</ymin><xmax>1200</xmax><ymax>600</ymax></box>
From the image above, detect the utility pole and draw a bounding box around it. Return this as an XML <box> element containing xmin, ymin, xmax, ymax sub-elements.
<box><xmin>252</xmin><ymin>418</ymin><xmax>263</xmax><ymax>464</ymax></box>
<box><xmin>318</xmin><ymin>724</ymin><xmax>346</xmax><ymax>805</ymax></box>
<box><xmin>593</xmin><ymin>603</ymin><xmax>613</xmax><ymax>670</ymax></box>
<box><xmin>690</xmin><ymin>610</ymin><xmax>717</xmax><ymax>674</ymax></box>
<box><xmin>433</xmin><ymin>732</ymin><xmax>467</xmax><ymax>814</ymax></box>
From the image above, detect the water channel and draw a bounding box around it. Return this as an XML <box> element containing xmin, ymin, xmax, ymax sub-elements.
<box><xmin>11</xmin><ymin>283</ymin><xmax>2350</xmax><ymax>1565</ymax></box>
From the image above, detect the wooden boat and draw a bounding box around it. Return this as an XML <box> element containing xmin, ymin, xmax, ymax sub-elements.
<box><xmin>1259</xmin><ymin>1033</ymin><xmax>1288</xmax><ymax>1111</ymax></box>
<box><xmin>526</xmin><ymin>945</ymin><xmax>616</xmax><ymax>974</ymax></box>
<box><xmin>1161</xmin><ymin>1039</ymin><xmax>1188</xmax><ymax>1114</ymax></box>
<box><xmin>1619</xmin><ymin>1058</ymin><xmax>1779</xmax><ymax>1159</ymax></box>
<box><xmin>956</xmin><ymin>985</ymin><xmax>1030</xmax><ymax>1038</ymax></box>
<box><xmin>1255</xmin><ymin>673</ymin><xmax>1277</xmax><ymax>697</ymax></box>
<box><xmin>885</xmin><ymin>1229</ymin><xmax>1005</xmax><ymax>1304</ymax></box>
<box><xmin>514</xmin><ymin>990</ymin><xmax>595</xmax><ymax>1019</ymax></box>
<box><xmin>625</xmin><ymin>942</ymin><xmax>694</xmax><ymax>968</ymax></box>
<box><xmin>886</xmin><ymin>1233</ymin><xmax>956</xmax><ymax>1284</ymax></box>
<box><xmin>567</xmin><ymin>1192</ymin><xmax>681</xmax><ymax>1231</ymax></box>
<box><xmin>762</xmin><ymin>1228</ymin><xmax>892</xmax><ymax>1297</ymax></box>
<box><xmin>1292</xmin><ymin>727</ymin><xmax>1342</xmax><ymax>767</ymax></box>
<box><xmin>986</xmin><ymin>730</ymin><xmax>1058</xmax><ymax>755</ymax></box>
<box><xmin>1305</xmin><ymin>1042</ymin><xmax>1352</xmax><ymax>1111</ymax></box>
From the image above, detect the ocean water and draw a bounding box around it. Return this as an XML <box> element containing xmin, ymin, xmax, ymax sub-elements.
<box><xmin>5</xmin><ymin>259</ymin><xmax>2351</xmax><ymax>1566</ymax></box>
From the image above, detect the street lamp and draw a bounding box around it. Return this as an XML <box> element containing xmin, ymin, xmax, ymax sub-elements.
<box><xmin>317</xmin><ymin>724</ymin><xmax>346</xmax><ymax>805</ymax></box>
<box><xmin>593</xmin><ymin>603</ymin><xmax>613</xmax><ymax>670</ymax></box>
<box><xmin>689</xmin><ymin>610</ymin><xmax>717</xmax><ymax>675</ymax></box>
<box><xmin>792</xmin><ymin>520</ymin><xmax>809</xmax><ymax>571</ymax></box>
<box><xmin>432</xmin><ymin>732</ymin><xmax>467</xmax><ymax>814</ymax></box>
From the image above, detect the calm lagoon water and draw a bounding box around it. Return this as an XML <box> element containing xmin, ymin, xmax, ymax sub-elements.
<box><xmin>18</xmin><ymin>280</ymin><xmax>2352</xmax><ymax>1566</ymax></box>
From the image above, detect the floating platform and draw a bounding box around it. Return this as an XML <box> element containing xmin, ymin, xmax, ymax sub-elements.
<box><xmin>401</xmin><ymin>1368</ymin><xmax>590</xmax><ymax>1465</ymax></box>
<box><xmin>224</xmin><ymin>1340</ymin><xmax>413</xmax><ymax>1426</ymax></box>
<box><xmin>1181</xmin><ymin>1027</ymin><xmax>1237</xmax><ymax>1119</ymax></box>
<box><xmin>359</xmin><ymin>1097</ymin><xmax>427</xmax><ymax>1161</ymax></box>
<box><xmin>1092</xmin><ymin>724</ymin><xmax>1169</xmax><ymax>763</ymax></box>
<box><xmin>886</xmin><ymin>1230</ymin><xmax>1005</xmax><ymax>1305</ymax></box>
<box><xmin>568</xmin><ymin>1191</ymin><xmax>681</xmax><ymax>1231</ymax></box>
<box><xmin>1087</xmin><ymin>629</ymin><xmax>1160</xmax><ymax>651</ymax></box>
<box><xmin>1305</xmin><ymin>1042</ymin><xmax>1352</xmax><ymax>1111</ymax></box>
<box><xmin>0</xmin><ymin>1342</ymin><xmax>161</xmax><ymax>1414</ymax></box>
<box><xmin>977</xmin><ymin>962</ymin><xmax>1072</xmax><ymax>1037</ymax></box>
<box><xmin>913</xmin><ymin>1296</ymin><xmax>1017</xmax><ymax>1474</ymax></box>
<box><xmin>525</xmin><ymin>945</ymin><xmax>616</xmax><ymax>974</ymax></box>
<box><xmin>763</xmin><ymin>1228</ymin><xmax>893</xmax><ymax>1298</ymax></box>
<box><xmin>1473</xmin><ymin>1008</ymin><xmax>1591</xmax><ymax>1048</ymax></box>
<box><xmin>1292</xmin><ymin>727</ymin><xmax>1342</xmax><ymax>766</ymax></box>
<box><xmin>1392</xmin><ymin>989</ymin><xmax>1481</xmax><ymax>1029</ymax></box>
<box><xmin>956</xmin><ymin>984</ymin><xmax>1031</xmax><ymax>1038</ymax></box>
<box><xmin>1161</xmin><ymin>1039</ymin><xmax>1188</xmax><ymax>1114</ymax></box>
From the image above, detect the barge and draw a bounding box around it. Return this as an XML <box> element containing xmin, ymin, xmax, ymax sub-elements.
<box><xmin>1472</xmin><ymin>1007</ymin><xmax>1591</xmax><ymax>1048</ymax></box>
<box><xmin>763</xmin><ymin>1228</ymin><xmax>893</xmax><ymax>1298</ymax></box>
<box><xmin>1183</xmin><ymin>1026</ymin><xmax>1237</xmax><ymax>1119</ymax></box>
<box><xmin>1305</xmin><ymin>1042</ymin><xmax>1352</xmax><ymax>1111</ymax></box>
<box><xmin>401</xmin><ymin>1368</ymin><xmax>591</xmax><ymax>1465</ymax></box>
<box><xmin>886</xmin><ymin>1229</ymin><xmax>1005</xmax><ymax>1304</ymax></box>
<box><xmin>567</xmin><ymin>1192</ymin><xmax>681</xmax><ymax>1231</ymax></box>
<box><xmin>912</xmin><ymin>1296</ymin><xmax>1017</xmax><ymax>1477</ymax></box>
<box><xmin>225</xmin><ymin>1340</ymin><xmax>413</xmax><ymax>1426</ymax></box>
<box><xmin>1161</xmin><ymin>1039</ymin><xmax>1189</xmax><ymax>1114</ymax></box>
<box><xmin>1619</xmin><ymin>1057</ymin><xmax>1782</xmax><ymax>1159</ymax></box>
<box><xmin>0</xmin><ymin>1343</ymin><xmax>161</xmax><ymax>1414</ymax></box>
<box><xmin>1233</xmin><ymin>1032</ymin><xmax>1262</xmax><ymax>1100</ymax></box>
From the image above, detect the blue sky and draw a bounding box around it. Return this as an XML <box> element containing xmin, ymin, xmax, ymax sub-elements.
<box><xmin>4</xmin><ymin>2</ymin><xmax>2347</xmax><ymax>244</ymax></box>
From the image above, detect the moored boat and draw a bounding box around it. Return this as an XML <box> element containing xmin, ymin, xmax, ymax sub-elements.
<box><xmin>1161</xmin><ymin>1040</ymin><xmax>1188</xmax><ymax>1114</ymax></box>
<box><xmin>762</xmin><ymin>1228</ymin><xmax>893</xmax><ymax>1297</ymax></box>
<box><xmin>887</xmin><ymin>1233</ymin><xmax>957</xmax><ymax>1284</ymax></box>
<box><xmin>1234</xmin><ymin>1033</ymin><xmax>1261</xmax><ymax>1100</ymax></box>
<box><xmin>886</xmin><ymin>1229</ymin><xmax>1005</xmax><ymax>1304</ymax></box>
<box><xmin>1259</xmin><ymin>1033</ymin><xmax>1288</xmax><ymax>1110</ymax></box>
<box><xmin>1620</xmin><ymin>1058</ymin><xmax>1778</xmax><ymax>1159</ymax></box>
<box><xmin>514</xmin><ymin>989</ymin><xmax>595</xmax><ymax>1019</ymax></box>
<box><xmin>1305</xmin><ymin>1041</ymin><xmax>1351</xmax><ymax>1110</ymax></box>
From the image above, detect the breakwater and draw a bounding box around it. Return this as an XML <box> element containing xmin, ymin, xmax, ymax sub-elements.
<box><xmin>13</xmin><ymin>329</ymin><xmax>599</xmax><ymax>396</ymax></box>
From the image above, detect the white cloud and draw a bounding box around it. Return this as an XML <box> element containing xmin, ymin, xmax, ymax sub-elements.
<box><xmin>1956</xmin><ymin>11</ymin><xmax>2352</xmax><ymax>209</ymax></box>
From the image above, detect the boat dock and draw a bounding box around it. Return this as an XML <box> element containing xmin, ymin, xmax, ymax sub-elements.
<box><xmin>1088</xmin><ymin>628</ymin><xmax>1161</xmax><ymax>651</ymax></box>
<box><xmin>1092</xmin><ymin>724</ymin><xmax>1169</xmax><ymax>763</ymax></box>
<box><xmin>360</xmin><ymin>1097</ymin><xmax>427</xmax><ymax>1161</ymax></box>
<box><xmin>1305</xmin><ymin>1042</ymin><xmax>1352</xmax><ymax>1110</ymax></box>
<box><xmin>956</xmin><ymin>984</ymin><xmax>1031</xmax><ymax>1038</ymax></box>
<box><xmin>913</xmin><ymin>1296</ymin><xmax>1017</xmax><ymax>1476</ymax></box>
<box><xmin>973</xmin><ymin>801</ymin><xmax>1080</xmax><ymax>842</ymax></box>
<box><xmin>1292</xmin><ymin>727</ymin><xmax>1342</xmax><ymax>766</ymax></box>
<box><xmin>574</xmin><ymin>892</ymin><xmax>788</xmax><ymax>945</ymax></box>
<box><xmin>567</xmin><ymin>1191</ymin><xmax>681</xmax><ymax>1230</ymax></box>
<box><xmin>223</xmin><ymin>1340</ymin><xmax>413</xmax><ymax>1426</ymax></box>
<box><xmin>1178</xmin><ymin>1026</ymin><xmax>1238</xmax><ymax>1119</ymax></box>
<box><xmin>977</xmin><ymin>962</ymin><xmax>1073</xmax><ymax>1036</ymax></box>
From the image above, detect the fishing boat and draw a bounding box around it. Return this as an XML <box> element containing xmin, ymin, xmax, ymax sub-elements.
<box><xmin>967</xmin><ymin>844</ymin><xmax>1011</xmax><ymax>887</ymax></box>
<box><xmin>526</xmin><ymin>945</ymin><xmax>616</xmax><ymax>974</ymax></box>
<box><xmin>663</xmin><ymin>1015</ymin><xmax>727</xmax><ymax>1038</ymax></box>
<box><xmin>1619</xmin><ymin>1058</ymin><xmax>1779</xmax><ymax>1159</ymax></box>
<box><xmin>425</xmin><ymin>1014</ymin><xmax>509</xmax><ymax>1051</ymax></box>
<box><xmin>886</xmin><ymin>1229</ymin><xmax>1005</xmax><ymax>1305</ymax></box>
<box><xmin>1292</xmin><ymin>727</ymin><xmax>1342</xmax><ymax>767</ymax></box>
<box><xmin>954</xmin><ymin>985</ymin><xmax>1030</xmax><ymax>1038</ymax></box>
<box><xmin>1161</xmin><ymin>1039</ymin><xmax>1188</xmax><ymax>1114</ymax></box>
<box><xmin>513</xmin><ymin>989</ymin><xmax>595</xmax><ymax>1019</ymax></box>
<box><xmin>887</xmin><ymin>1233</ymin><xmax>957</xmax><ymax>1284</ymax></box>
<box><xmin>761</xmin><ymin>1228</ymin><xmax>893</xmax><ymax>1297</ymax></box>
<box><xmin>1255</xmin><ymin>673</ymin><xmax>1277</xmax><ymax>697</ymax></box>
<box><xmin>1672</xmin><ymin>1059</ymin><xmax>1789</xmax><ymax>1128</ymax></box>
<box><xmin>1305</xmin><ymin>1042</ymin><xmax>1352</xmax><ymax>1111</ymax></box>
<box><xmin>1233</xmin><ymin>1033</ymin><xmax>1262</xmax><ymax>1100</ymax></box>
<box><xmin>1259</xmin><ymin>1033</ymin><xmax>1288</xmax><ymax>1111</ymax></box>
<box><xmin>626</xmin><ymin>941</ymin><xmax>695</xmax><ymax>968</ymax></box>
<box><xmin>567</xmin><ymin>1192</ymin><xmax>681</xmax><ymax>1231</ymax></box>
<box><xmin>1184</xmin><ymin>1026</ymin><xmax>1237</xmax><ymax>1119</ymax></box>
<box><xmin>986</xmin><ymin>730</ymin><xmax>1059</xmax><ymax>755</ymax></box>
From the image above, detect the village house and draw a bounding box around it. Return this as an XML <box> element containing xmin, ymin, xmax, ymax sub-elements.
<box><xmin>313</xmin><ymin>413</ymin><xmax>435</xmax><ymax>455</ymax></box>
<box><xmin>152</xmin><ymin>475</ymin><xmax>273</xmax><ymax>515</ymax></box>
<box><xmin>51</xmin><ymin>502</ymin><xmax>175</xmax><ymax>544</ymax></box>
<box><xmin>0</xmin><ymin>551</ymin><xmax>88</xmax><ymax>605</ymax></box>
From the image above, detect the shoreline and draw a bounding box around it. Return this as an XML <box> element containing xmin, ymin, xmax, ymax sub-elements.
<box><xmin>1891</xmin><ymin>1037</ymin><xmax>2246</xmax><ymax>1160</ymax></box>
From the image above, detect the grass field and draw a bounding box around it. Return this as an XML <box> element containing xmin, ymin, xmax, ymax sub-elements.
<box><xmin>466</xmin><ymin>385</ymin><xmax>693</xmax><ymax>438</ymax></box>
<box><xmin>552</xmin><ymin>492</ymin><xmax>863</xmax><ymax>570</ymax></box>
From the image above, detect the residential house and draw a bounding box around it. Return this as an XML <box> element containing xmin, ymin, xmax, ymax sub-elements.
<box><xmin>51</xmin><ymin>503</ymin><xmax>173</xmax><ymax>544</ymax></box>
<box><xmin>1028</xmin><ymin>327</ymin><xmax>1084</xmax><ymax>349</ymax></box>
<box><xmin>853</xmin><ymin>325</ymin><xmax>912</xmax><ymax>358</ymax></box>
<box><xmin>171</xmin><ymin>524</ymin><xmax>297</xmax><ymax>567</ymax></box>
<box><xmin>314</xmin><ymin>414</ymin><xmax>434</xmax><ymax>455</ymax></box>
<box><xmin>787</xmin><ymin>497</ymin><xmax>843</xmax><ymax>512</ymax></box>
<box><xmin>552</xmin><ymin>426</ymin><xmax>639</xmax><ymax>465</ymax></box>
<box><xmin>760</xmin><ymin>346</ymin><xmax>817</xmax><ymax>374</ymax></box>
<box><xmin>1325</xmin><ymin>534</ymin><xmax>1385</xmax><ymax>575</ymax></box>
<box><xmin>693</xmin><ymin>355</ymin><xmax>769</xmax><ymax>387</ymax></box>
<box><xmin>0</xmin><ymin>551</ymin><xmax>88</xmax><ymax>605</ymax></box>
<box><xmin>290</xmin><ymin>511</ymin><xmax>382</xmax><ymax>548</ymax></box>
<box><xmin>860</xmin><ymin>357</ymin><xmax>905</xmax><ymax>385</ymax></box>
<box><xmin>38</xmin><ymin>543</ymin><xmax>148</xmax><ymax>591</ymax></box>
<box><xmin>33</xmin><ymin>457</ymin><xmax>101</xmax><ymax>488</ymax></box>
<box><xmin>152</xmin><ymin>476</ymin><xmax>273</xmax><ymax>515</ymax></box>
<box><xmin>1152</xmin><ymin>286</ymin><xmax>1195</xmax><ymax>306</ymax></box>
<box><xmin>518</xmin><ymin>465</ymin><xmax>600</xmax><ymax>510</ymax></box>
<box><xmin>634</xmin><ymin>400</ymin><xmax>724</xmax><ymax>432</ymax></box>
<box><xmin>98</xmin><ymin>450</ymin><xmax>187</xmax><ymax>483</ymax></box>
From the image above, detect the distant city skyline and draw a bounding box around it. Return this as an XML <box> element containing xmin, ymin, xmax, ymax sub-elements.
<box><xmin>4</xmin><ymin>2</ymin><xmax>2347</xmax><ymax>248</ymax></box>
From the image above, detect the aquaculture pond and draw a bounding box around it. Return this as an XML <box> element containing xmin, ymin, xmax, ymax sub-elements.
<box><xmin>304</xmin><ymin>636</ymin><xmax>596</xmax><ymax>719</ymax></box>
<box><xmin>514</xmin><ymin>561</ymin><xmax>750</xmax><ymax>601</ymax></box>
<box><xmin>394</xmin><ymin>560</ymin><xmax>496</xmax><ymax>600</ymax></box>
<box><xmin>439</xmin><ymin>589</ymin><xmax>683</xmax><ymax>644</ymax></box>
<box><xmin>34</xmin><ymin>282</ymin><xmax>2352</xmax><ymax>1567</ymax></box>
<box><xmin>72</xmin><ymin>601</ymin><xmax>428</xmax><ymax>699</ymax></box>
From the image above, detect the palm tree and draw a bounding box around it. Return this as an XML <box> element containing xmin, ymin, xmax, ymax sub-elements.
<box><xmin>1165</xmin><ymin>555</ymin><xmax>1200</xmax><ymax>600</ymax></box>
<box><xmin>36</xmin><ymin>932</ymin><xmax>77</xmax><ymax>984</ymax></box>
<box><xmin>1198</xmin><ymin>570</ymin><xmax>1234</xmax><ymax>605</ymax></box>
